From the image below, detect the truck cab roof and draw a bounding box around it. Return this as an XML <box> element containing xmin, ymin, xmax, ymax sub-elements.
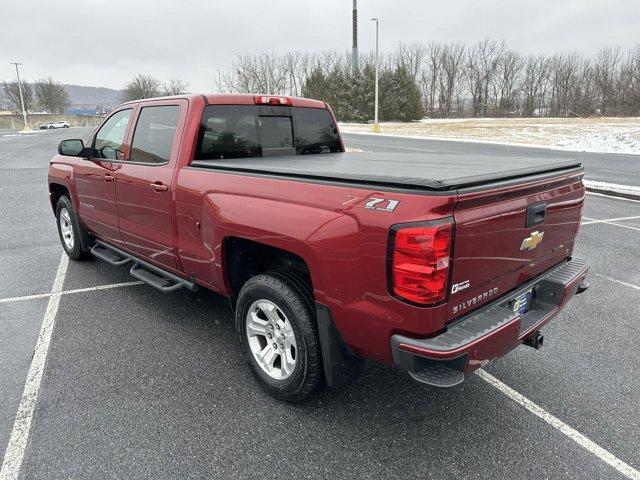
<box><xmin>120</xmin><ymin>93</ymin><xmax>327</xmax><ymax>109</ymax></box>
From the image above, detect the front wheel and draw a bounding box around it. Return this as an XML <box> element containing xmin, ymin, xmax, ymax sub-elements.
<box><xmin>56</xmin><ymin>196</ymin><xmax>89</xmax><ymax>260</ymax></box>
<box><xmin>236</xmin><ymin>272</ymin><xmax>324</xmax><ymax>402</ymax></box>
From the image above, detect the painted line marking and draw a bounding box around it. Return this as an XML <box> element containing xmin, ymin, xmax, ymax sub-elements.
<box><xmin>0</xmin><ymin>253</ymin><xmax>68</xmax><ymax>480</ymax></box>
<box><xmin>594</xmin><ymin>273</ymin><xmax>640</xmax><ymax>292</ymax></box>
<box><xmin>604</xmin><ymin>222</ymin><xmax>640</xmax><ymax>232</ymax></box>
<box><xmin>0</xmin><ymin>281</ymin><xmax>144</xmax><ymax>305</ymax></box>
<box><xmin>586</xmin><ymin>192</ymin><xmax>640</xmax><ymax>204</ymax></box>
<box><xmin>477</xmin><ymin>369</ymin><xmax>640</xmax><ymax>480</ymax></box>
<box><xmin>581</xmin><ymin>215</ymin><xmax>640</xmax><ymax>225</ymax></box>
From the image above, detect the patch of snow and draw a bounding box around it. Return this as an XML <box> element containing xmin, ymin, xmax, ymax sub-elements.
<box><xmin>555</xmin><ymin>133</ymin><xmax>640</xmax><ymax>155</ymax></box>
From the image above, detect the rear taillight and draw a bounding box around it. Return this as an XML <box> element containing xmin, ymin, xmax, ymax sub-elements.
<box><xmin>389</xmin><ymin>219</ymin><xmax>453</xmax><ymax>305</ymax></box>
<box><xmin>254</xmin><ymin>95</ymin><xmax>292</xmax><ymax>106</ymax></box>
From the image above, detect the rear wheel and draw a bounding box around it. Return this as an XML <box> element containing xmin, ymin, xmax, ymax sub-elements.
<box><xmin>236</xmin><ymin>272</ymin><xmax>324</xmax><ymax>402</ymax></box>
<box><xmin>55</xmin><ymin>196</ymin><xmax>89</xmax><ymax>260</ymax></box>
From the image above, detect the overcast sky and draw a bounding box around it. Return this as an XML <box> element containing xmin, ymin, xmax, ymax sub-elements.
<box><xmin>1</xmin><ymin>0</ymin><xmax>637</xmax><ymax>92</ymax></box>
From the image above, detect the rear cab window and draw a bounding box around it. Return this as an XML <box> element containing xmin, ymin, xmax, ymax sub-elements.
<box><xmin>195</xmin><ymin>105</ymin><xmax>342</xmax><ymax>160</ymax></box>
<box><xmin>130</xmin><ymin>105</ymin><xmax>180</xmax><ymax>164</ymax></box>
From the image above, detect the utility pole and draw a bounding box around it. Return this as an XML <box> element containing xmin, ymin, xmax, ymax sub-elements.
<box><xmin>351</xmin><ymin>0</ymin><xmax>359</xmax><ymax>74</ymax></box>
<box><xmin>10</xmin><ymin>62</ymin><xmax>30</xmax><ymax>132</ymax></box>
<box><xmin>370</xmin><ymin>18</ymin><xmax>379</xmax><ymax>132</ymax></box>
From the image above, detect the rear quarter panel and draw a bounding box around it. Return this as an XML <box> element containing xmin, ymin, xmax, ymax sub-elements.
<box><xmin>174</xmin><ymin>169</ymin><xmax>457</xmax><ymax>363</ymax></box>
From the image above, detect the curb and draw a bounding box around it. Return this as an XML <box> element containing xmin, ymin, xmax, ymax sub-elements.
<box><xmin>584</xmin><ymin>181</ymin><xmax>640</xmax><ymax>201</ymax></box>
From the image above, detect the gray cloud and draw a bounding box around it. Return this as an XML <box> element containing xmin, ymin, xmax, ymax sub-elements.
<box><xmin>1</xmin><ymin>0</ymin><xmax>637</xmax><ymax>92</ymax></box>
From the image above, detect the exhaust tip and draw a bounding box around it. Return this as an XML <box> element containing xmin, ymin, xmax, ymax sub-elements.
<box><xmin>524</xmin><ymin>331</ymin><xmax>544</xmax><ymax>350</ymax></box>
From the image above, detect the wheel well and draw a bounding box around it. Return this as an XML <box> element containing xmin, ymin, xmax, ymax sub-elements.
<box><xmin>49</xmin><ymin>183</ymin><xmax>70</xmax><ymax>212</ymax></box>
<box><xmin>224</xmin><ymin>237</ymin><xmax>313</xmax><ymax>301</ymax></box>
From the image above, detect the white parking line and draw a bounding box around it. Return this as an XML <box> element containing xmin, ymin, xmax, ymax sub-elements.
<box><xmin>477</xmin><ymin>369</ymin><xmax>640</xmax><ymax>480</ymax></box>
<box><xmin>594</xmin><ymin>273</ymin><xmax>640</xmax><ymax>292</ymax></box>
<box><xmin>586</xmin><ymin>191</ymin><xmax>640</xmax><ymax>203</ymax></box>
<box><xmin>0</xmin><ymin>281</ymin><xmax>144</xmax><ymax>305</ymax></box>
<box><xmin>0</xmin><ymin>253</ymin><xmax>68</xmax><ymax>480</ymax></box>
<box><xmin>581</xmin><ymin>215</ymin><xmax>640</xmax><ymax>225</ymax></box>
<box><xmin>604</xmin><ymin>222</ymin><xmax>640</xmax><ymax>232</ymax></box>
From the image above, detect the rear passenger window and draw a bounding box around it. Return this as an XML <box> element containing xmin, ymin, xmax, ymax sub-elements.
<box><xmin>130</xmin><ymin>105</ymin><xmax>180</xmax><ymax>164</ymax></box>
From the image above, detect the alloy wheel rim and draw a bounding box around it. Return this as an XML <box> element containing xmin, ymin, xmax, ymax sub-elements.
<box><xmin>59</xmin><ymin>208</ymin><xmax>74</xmax><ymax>250</ymax></box>
<box><xmin>246</xmin><ymin>299</ymin><xmax>297</xmax><ymax>380</ymax></box>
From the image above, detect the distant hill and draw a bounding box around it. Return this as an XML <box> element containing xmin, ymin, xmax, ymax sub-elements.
<box><xmin>0</xmin><ymin>83</ymin><xmax>121</xmax><ymax>114</ymax></box>
<box><xmin>63</xmin><ymin>84</ymin><xmax>122</xmax><ymax>110</ymax></box>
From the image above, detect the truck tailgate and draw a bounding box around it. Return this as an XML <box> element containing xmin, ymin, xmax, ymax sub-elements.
<box><xmin>447</xmin><ymin>168</ymin><xmax>585</xmax><ymax>321</ymax></box>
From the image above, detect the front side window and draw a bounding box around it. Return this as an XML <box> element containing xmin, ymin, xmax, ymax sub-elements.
<box><xmin>195</xmin><ymin>105</ymin><xmax>341</xmax><ymax>160</ymax></box>
<box><xmin>130</xmin><ymin>105</ymin><xmax>180</xmax><ymax>164</ymax></box>
<box><xmin>94</xmin><ymin>109</ymin><xmax>132</xmax><ymax>160</ymax></box>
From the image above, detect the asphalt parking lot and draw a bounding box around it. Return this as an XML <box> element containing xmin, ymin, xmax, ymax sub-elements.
<box><xmin>1</xmin><ymin>128</ymin><xmax>639</xmax><ymax>479</ymax></box>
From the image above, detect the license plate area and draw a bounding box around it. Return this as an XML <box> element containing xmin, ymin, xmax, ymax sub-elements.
<box><xmin>510</xmin><ymin>289</ymin><xmax>534</xmax><ymax>315</ymax></box>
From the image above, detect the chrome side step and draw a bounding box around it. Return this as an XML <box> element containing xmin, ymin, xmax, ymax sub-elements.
<box><xmin>91</xmin><ymin>240</ymin><xmax>197</xmax><ymax>293</ymax></box>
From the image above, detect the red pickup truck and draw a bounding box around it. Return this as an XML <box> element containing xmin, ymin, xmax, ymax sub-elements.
<box><xmin>49</xmin><ymin>94</ymin><xmax>589</xmax><ymax>402</ymax></box>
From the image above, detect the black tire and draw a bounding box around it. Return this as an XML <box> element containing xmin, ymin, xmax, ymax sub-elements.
<box><xmin>236</xmin><ymin>272</ymin><xmax>324</xmax><ymax>402</ymax></box>
<box><xmin>63</xmin><ymin>125</ymin><xmax>69</xmax><ymax>128</ymax></box>
<box><xmin>55</xmin><ymin>196</ymin><xmax>89</xmax><ymax>260</ymax></box>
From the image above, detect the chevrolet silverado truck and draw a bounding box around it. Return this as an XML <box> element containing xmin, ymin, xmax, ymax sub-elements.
<box><xmin>48</xmin><ymin>94</ymin><xmax>589</xmax><ymax>402</ymax></box>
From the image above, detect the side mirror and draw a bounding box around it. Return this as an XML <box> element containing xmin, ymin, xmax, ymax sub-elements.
<box><xmin>58</xmin><ymin>139</ymin><xmax>86</xmax><ymax>157</ymax></box>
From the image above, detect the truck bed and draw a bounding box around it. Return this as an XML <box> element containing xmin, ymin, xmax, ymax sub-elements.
<box><xmin>190</xmin><ymin>152</ymin><xmax>582</xmax><ymax>191</ymax></box>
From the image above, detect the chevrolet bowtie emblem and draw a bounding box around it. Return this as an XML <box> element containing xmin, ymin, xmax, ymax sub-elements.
<box><xmin>521</xmin><ymin>231</ymin><xmax>544</xmax><ymax>251</ymax></box>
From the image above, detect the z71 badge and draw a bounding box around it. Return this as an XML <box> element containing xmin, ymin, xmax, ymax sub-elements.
<box><xmin>342</xmin><ymin>195</ymin><xmax>399</xmax><ymax>212</ymax></box>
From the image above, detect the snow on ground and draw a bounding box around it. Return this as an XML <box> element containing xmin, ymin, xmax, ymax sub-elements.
<box><xmin>555</xmin><ymin>133</ymin><xmax>640</xmax><ymax>155</ymax></box>
<box><xmin>340</xmin><ymin>117</ymin><xmax>640</xmax><ymax>155</ymax></box>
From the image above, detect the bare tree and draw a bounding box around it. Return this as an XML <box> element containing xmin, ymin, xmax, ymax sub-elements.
<box><xmin>593</xmin><ymin>47</ymin><xmax>622</xmax><ymax>115</ymax></box>
<box><xmin>395</xmin><ymin>43</ymin><xmax>426</xmax><ymax>81</ymax></box>
<box><xmin>438</xmin><ymin>43</ymin><xmax>465</xmax><ymax>117</ymax></box>
<box><xmin>121</xmin><ymin>74</ymin><xmax>162</xmax><ymax>102</ymax></box>
<box><xmin>618</xmin><ymin>44</ymin><xmax>640</xmax><ymax>116</ymax></box>
<box><xmin>163</xmin><ymin>78</ymin><xmax>189</xmax><ymax>95</ymax></box>
<box><xmin>491</xmin><ymin>50</ymin><xmax>523</xmax><ymax>116</ymax></box>
<box><xmin>1</xmin><ymin>80</ymin><xmax>35</xmax><ymax>113</ymax></box>
<box><xmin>521</xmin><ymin>55</ymin><xmax>551</xmax><ymax>116</ymax></box>
<box><xmin>214</xmin><ymin>42</ymin><xmax>640</xmax><ymax>120</ymax></box>
<box><xmin>465</xmin><ymin>39</ymin><xmax>503</xmax><ymax>116</ymax></box>
<box><xmin>34</xmin><ymin>77</ymin><xmax>71</xmax><ymax>113</ymax></box>
<box><xmin>419</xmin><ymin>42</ymin><xmax>443</xmax><ymax>116</ymax></box>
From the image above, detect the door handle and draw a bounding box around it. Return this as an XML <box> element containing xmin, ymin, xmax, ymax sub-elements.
<box><xmin>103</xmin><ymin>173</ymin><xmax>115</xmax><ymax>182</ymax></box>
<box><xmin>526</xmin><ymin>202</ymin><xmax>546</xmax><ymax>227</ymax></box>
<box><xmin>150</xmin><ymin>182</ymin><xmax>169</xmax><ymax>192</ymax></box>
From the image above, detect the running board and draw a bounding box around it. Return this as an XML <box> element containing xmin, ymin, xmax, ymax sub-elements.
<box><xmin>91</xmin><ymin>241</ymin><xmax>197</xmax><ymax>293</ymax></box>
<box><xmin>91</xmin><ymin>243</ymin><xmax>131</xmax><ymax>265</ymax></box>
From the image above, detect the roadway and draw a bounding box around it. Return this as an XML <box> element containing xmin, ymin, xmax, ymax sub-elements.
<box><xmin>343</xmin><ymin>132</ymin><xmax>640</xmax><ymax>188</ymax></box>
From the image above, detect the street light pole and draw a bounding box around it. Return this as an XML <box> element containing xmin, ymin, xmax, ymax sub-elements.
<box><xmin>10</xmin><ymin>62</ymin><xmax>30</xmax><ymax>132</ymax></box>
<box><xmin>370</xmin><ymin>18</ymin><xmax>379</xmax><ymax>132</ymax></box>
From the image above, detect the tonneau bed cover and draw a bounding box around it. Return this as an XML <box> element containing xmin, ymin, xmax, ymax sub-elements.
<box><xmin>190</xmin><ymin>152</ymin><xmax>582</xmax><ymax>191</ymax></box>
